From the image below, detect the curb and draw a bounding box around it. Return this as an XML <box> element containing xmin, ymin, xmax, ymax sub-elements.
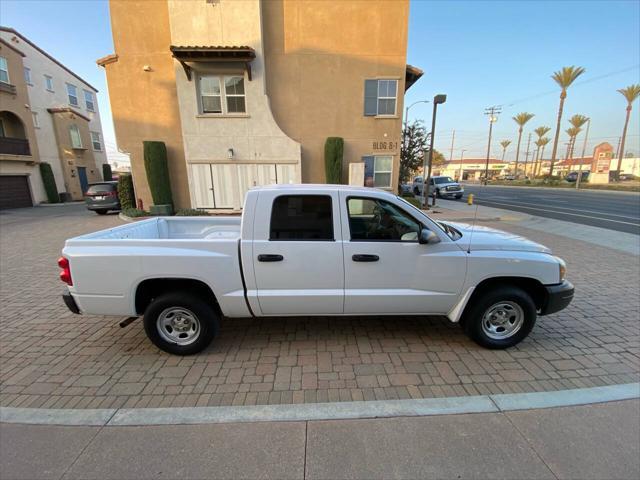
<box><xmin>464</xmin><ymin>183</ymin><xmax>640</xmax><ymax>195</ymax></box>
<box><xmin>1</xmin><ymin>383</ymin><xmax>638</xmax><ymax>427</ymax></box>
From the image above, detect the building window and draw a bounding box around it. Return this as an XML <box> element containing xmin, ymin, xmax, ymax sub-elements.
<box><xmin>364</xmin><ymin>79</ymin><xmax>398</xmax><ymax>116</ymax></box>
<box><xmin>0</xmin><ymin>57</ymin><xmax>9</xmax><ymax>84</ymax></box>
<box><xmin>84</xmin><ymin>90</ymin><xmax>95</xmax><ymax>111</ymax></box>
<box><xmin>44</xmin><ymin>75</ymin><xmax>54</xmax><ymax>91</ymax></box>
<box><xmin>90</xmin><ymin>131</ymin><xmax>102</xmax><ymax>151</ymax></box>
<box><xmin>198</xmin><ymin>74</ymin><xmax>246</xmax><ymax>114</ymax></box>
<box><xmin>270</xmin><ymin>195</ymin><xmax>334</xmax><ymax>241</ymax></box>
<box><xmin>69</xmin><ymin>124</ymin><xmax>83</xmax><ymax>148</ymax></box>
<box><xmin>66</xmin><ymin>83</ymin><xmax>78</xmax><ymax>106</ymax></box>
<box><xmin>363</xmin><ymin>155</ymin><xmax>393</xmax><ymax>188</ymax></box>
<box><xmin>0</xmin><ymin>119</ymin><xmax>5</xmax><ymax>137</ymax></box>
<box><xmin>32</xmin><ymin>112</ymin><xmax>39</xmax><ymax>128</ymax></box>
<box><xmin>224</xmin><ymin>76</ymin><xmax>245</xmax><ymax>113</ymax></box>
<box><xmin>24</xmin><ymin>67</ymin><xmax>32</xmax><ymax>85</ymax></box>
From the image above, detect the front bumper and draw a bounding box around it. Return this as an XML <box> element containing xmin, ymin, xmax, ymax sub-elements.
<box><xmin>63</xmin><ymin>291</ymin><xmax>81</xmax><ymax>314</ymax></box>
<box><xmin>540</xmin><ymin>280</ymin><xmax>574</xmax><ymax>315</ymax></box>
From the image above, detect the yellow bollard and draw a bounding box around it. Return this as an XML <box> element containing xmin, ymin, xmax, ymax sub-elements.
<box><xmin>467</xmin><ymin>194</ymin><xmax>474</xmax><ymax>205</ymax></box>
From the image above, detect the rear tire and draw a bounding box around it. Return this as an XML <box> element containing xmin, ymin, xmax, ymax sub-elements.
<box><xmin>143</xmin><ymin>292</ymin><xmax>219</xmax><ymax>355</ymax></box>
<box><xmin>95</xmin><ymin>209</ymin><xmax>108</xmax><ymax>215</ymax></box>
<box><xmin>455</xmin><ymin>195</ymin><xmax>463</xmax><ymax>200</ymax></box>
<box><xmin>462</xmin><ymin>286</ymin><xmax>536</xmax><ymax>349</ymax></box>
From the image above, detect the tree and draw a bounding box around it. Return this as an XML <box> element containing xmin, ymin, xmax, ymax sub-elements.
<box><xmin>532</xmin><ymin>126</ymin><xmax>551</xmax><ymax>175</ymax></box>
<box><xmin>399</xmin><ymin>120</ymin><xmax>428</xmax><ymax>187</ymax></box>
<box><xmin>324</xmin><ymin>137</ymin><xmax>344</xmax><ymax>184</ymax></box>
<box><xmin>564</xmin><ymin>126</ymin><xmax>582</xmax><ymax>174</ymax></box>
<box><xmin>615</xmin><ymin>84</ymin><xmax>640</xmax><ymax>177</ymax></box>
<box><xmin>512</xmin><ymin>112</ymin><xmax>535</xmax><ymax>176</ymax></box>
<box><xmin>549</xmin><ymin>66</ymin><xmax>586</xmax><ymax>177</ymax></box>
<box><xmin>535</xmin><ymin>137</ymin><xmax>550</xmax><ymax>176</ymax></box>
<box><xmin>143</xmin><ymin>140</ymin><xmax>173</xmax><ymax>206</ymax></box>
<box><xmin>567</xmin><ymin>114</ymin><xmax>589</xmax><ymax>169</ymax></box>
<box><xmin>499</xmin><ymin>140</ymin><xmax>511</xmax><ymax>161</ymax></box>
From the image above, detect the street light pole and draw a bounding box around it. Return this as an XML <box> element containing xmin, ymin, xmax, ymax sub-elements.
<box><xmin>403</xmin><ymin>100</ymin><xmax>430</xmax><ymax>149</ymax></box>
<box><xmin>422</xmin><ymin>94</ymin><xmax>447</xmax><ymax>209</ymax></box>
<box><xmin>458</xmin><ymin>149</ymin><xmax>467</xmax><ymax>181</ymax></box>
<box><xmin>483</xmin><ymin>106</ymin><xmax>501</xmax><ymax>184</ymax></box>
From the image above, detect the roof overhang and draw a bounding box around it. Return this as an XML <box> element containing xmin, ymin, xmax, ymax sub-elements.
<box><xmin>47</xmin><ymin>107</ymin><xmax>91</xmax><ymax>122</ymax></box>
<box><xmin>405</xmin><ymin>64</ymin><xmax>424</xmax><ymax>91</ymax></box>
<box><xmin>96</xmin><ymin>53</ymin><xmax>118</xmax><ymax>67</ymax></box>
<box><xmin>169</xmin><ymin>45</ymin><xmax>256</xmax><ymax>81</ymax></box>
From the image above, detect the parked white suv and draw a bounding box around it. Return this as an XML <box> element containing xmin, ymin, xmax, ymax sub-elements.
<box><xmin>60</xmin><ymin>185</ymin><xmax>573</xmax><ymax>355</ymax></box>
<box><xmin>413</xmin><ymin>176</ymin><xmax>464</xmax><ymax>199</ymax></box>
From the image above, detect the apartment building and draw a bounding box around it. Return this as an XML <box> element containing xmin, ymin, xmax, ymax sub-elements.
<box><xmin>0</xmin><ymin>27</ymin><xmax>108</xmax><ymax>208</ymax></box>
<box><xmin>99</xmin><ymin>0</ymin><xmax>420</xmax><ymax>210</ymax></box>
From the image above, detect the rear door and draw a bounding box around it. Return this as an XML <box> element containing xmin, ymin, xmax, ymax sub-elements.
<box><xmin>251</xmin><ymin>189</ymin><xmax>344</xmax><ymax>315</ymax></box>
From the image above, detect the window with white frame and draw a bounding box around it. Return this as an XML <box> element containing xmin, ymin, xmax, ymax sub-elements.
<box><xmin>84</xmin><ymin>90</ymin><xmax>95</xmax><ymax>111</ymax></box>
<box><xmin>66</xmin><ymin>83</ymin><xmax>78</xmax><ymax>106</ymax></box>
<box><xmin>363</xmin><ymin>155</ymin><xmax>393</xmax><ymax>188</ymax></box>
<box><xmin>32</xmin><ymin>112</ymin><xmax>39</xmax><ymax>128</ymax></box>
<box><xmin>69</xmin><ymin>124</ymin><xmax>83</xmax><ymax>148</ymax></box>
<box><xmin>198</xmin><ymin>74</ymin><xmax>246</xmax><ymax>114</ymax></box>
<box><xmin>24</xmin><ymin>67</ymin><xmax>32</xmax><ymax>85</ymax></box>
<box><xmin>90</xmin><ymin>131</ymin><xmax>102</xmax><ymax>151</ymax></box>
<box><xmin>0</xmin><ymin>57</ymin><xmax>9</xmax><ymax>84</ymax></box>
<box><xmin>44</xmin><ymin>75</ymin><xmax>54</xmax><ymax>91</ymax></box>
<box><xmin>364</xmin><ymin>79</ymin><xmax>398</xmax><ymax>116</ymax></box>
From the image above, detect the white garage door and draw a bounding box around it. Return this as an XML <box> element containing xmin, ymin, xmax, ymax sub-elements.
<box><xmin>190</xmin><ymin>163</ymin><xmax>298</xmax><ymax>209</ymax></box>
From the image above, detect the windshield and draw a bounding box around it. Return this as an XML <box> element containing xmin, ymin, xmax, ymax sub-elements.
<box><xmin>434</xmin><ymin>177</ymin><xmax>455</xmax><ymax>184</ymax></box>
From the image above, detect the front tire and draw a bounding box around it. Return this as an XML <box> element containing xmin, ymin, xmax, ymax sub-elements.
<box><xmin>455</xmin><ymin>195</ymin><xmax>463</xmax><ymax>200</ymax></box>
<box><xmin>462</xmin><ymin>286</ymin><xmax>536</xmax><ymax>349</ymax></box>
<box><xmin>95</xmin><ymin>209</ymin><xmax>108</xmax><ymax>215</ymax></box>
<box><xmin>143</xmin><ymin>292</ymin><xmax>219</xmax><ymax>355</ymax></box>
<box><xmin>413</xmin><ymin>187</ymin><xmax>420</xmax><ymax>196</ymax></box>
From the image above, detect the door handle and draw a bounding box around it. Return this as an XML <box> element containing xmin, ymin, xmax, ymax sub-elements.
<box><xmin>258</xmin><ymin>254</ymin><xmax>284</xmax><ymax>262</ymax></box>
<box><xmin>352</xmin><ymin>254</ymin><xmax>379</xmax><ymax>262</ymax></box>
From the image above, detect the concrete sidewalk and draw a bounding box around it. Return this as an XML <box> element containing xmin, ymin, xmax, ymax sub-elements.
<box><xmin>2</xmin><ymin>399</ymin><xmax>638</xmax><ymax>479</ymax></box>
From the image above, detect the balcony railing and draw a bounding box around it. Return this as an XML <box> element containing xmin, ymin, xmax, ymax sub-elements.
<box><xmin>0</xmin><ymin>82</ymin><xmax>17</xmax><ymax>95</ymax></box>
<box><xmin>0</xmin><ymin>137</ymin><xmax>31</xmax><ymax>156</ymax></box>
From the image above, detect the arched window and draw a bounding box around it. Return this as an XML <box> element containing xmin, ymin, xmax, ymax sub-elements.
<box><xmin>69</xmin><ymin>124</ymin><xmax>82</xmax><ymax>148</ymax></box>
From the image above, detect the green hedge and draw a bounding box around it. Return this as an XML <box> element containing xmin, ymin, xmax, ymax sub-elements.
<box><xmin>122</xmin><ymin>207</ymin><xmax>148</xmax><ymax>218</ymax></box>
<box><xmin>102</xmin><ymin>163</ymin><xmax>113</xmax><ymax>181</ymax></box>
<box><xmin>39</xmin><ymin>162</ymin><xmax>60</xmax><ymax>203</ymax></box>
<box><xmin>143</xmin><ymin>140</ymin><xmax>173</xmax><ymax>206</ymax></box>
<box><xmin>324</xmin><ymin>137</ymin><xmax>343</xmax><ymax>184</ymax></box>
<box><xmin>175</xmin><ymin>208</ymin><xmax>209</xmax><ymax>216</ymax></box>
<box><xmin>117</xmin><ymin>174</ymin><xmax>135</xmax><ymax>210</ymax></box>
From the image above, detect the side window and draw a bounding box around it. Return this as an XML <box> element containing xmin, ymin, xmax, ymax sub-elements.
<box><xmin>347</xmin><ymin>197</ymin><xmax>421</xmax><ymax>242</ymax></box>
<box><xmin>364</xmin><ymin>79</ymin><xmax>398</xmax><ymax>116</ymax></box>
<box><xmin>270</xmin><ymin>195</ymin><xmax>333</xmax><ymax>240</ymax></box>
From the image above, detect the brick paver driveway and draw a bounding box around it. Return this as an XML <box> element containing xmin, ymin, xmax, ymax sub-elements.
<box><xmin>1</xmin><ymin>204</ymin><xmax>638</xmax><ymax>409</ymax></box>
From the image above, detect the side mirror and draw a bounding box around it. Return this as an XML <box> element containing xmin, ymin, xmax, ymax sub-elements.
<box><xmin>419</xmin><ymin>228</ymin><xmax>441</xmax><ymax>245</ymax></box>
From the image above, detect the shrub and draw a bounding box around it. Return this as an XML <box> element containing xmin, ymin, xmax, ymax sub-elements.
<box><xmin>143</xmin><ymin>140</ymin><xmax>173</xmax><ymax>206</ymax></box>
<box><xmin>102</xmin><ymin>163</ymin><xmax>113</xmax><ymax>181</ymax></box>
<box><xmin>39</xmin><ymin>162</ymin><xmax>60</xmax><ymax>203</ymax></box>
<box><xmin>324</xmin><ymin>137</ymin><xmax>343</xmax><ymax>184</ymax></box>
<box><xmin>122</xmin><ymin>207</ymin><xmax>148</xmax><ymax>218</ymax></box>
<box><xmin>175</xmin><ymin>208</ymin><xmax>209</xmax><ymax>216</ymax></box>
<box><xmin>117</xmin><ymin>174</ymin><xmax>135</xmax><ymax>210</ymax></box>
<box><xmin>402</xmin><ymin>196</ymin><xmax>422</xmax><ymax>208</ymax></box>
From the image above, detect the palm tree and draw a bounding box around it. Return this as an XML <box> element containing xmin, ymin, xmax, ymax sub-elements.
<box><xmin>512</xmin><ymin>112</ymin><xmax>535</xmax><ymax>176</ymax></box>
<box><xmin>535</xmin><ymin>137</ymin><xmax>550</xmax><ymax>176</ymax></box>
<box><xmin>549</xmin><ymin>66</ymin><xmax>586</xmax><ymax>177</ymax></box>
<box><xmin>565</xmin><ymin>126</ymin><xmax>582</xmax><ymax>175</ymax></box>
<box><xmin>533</xmin><ymin>126</ymin><xmax>551</xmax><ymax>176</ymax></box>
<box><xmin>567</xmin><ymin>114</ymin><xmax>589</xmax><ymax>169</ymax></box>
<box><xmin>499</xmin><ymin>140</ymin><xmax>512</xmax><ymax>161</ymax></box>
<box><xmin>615</xmin><ymin>84</ymin><xmax>640</xmax><ymax>176</ymax></box>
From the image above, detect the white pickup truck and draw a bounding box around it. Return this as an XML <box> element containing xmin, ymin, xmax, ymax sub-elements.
<box><xmin>60</xmin><ymin>185</ymin><xmax>573</xmax><ymax>355</ymax></box>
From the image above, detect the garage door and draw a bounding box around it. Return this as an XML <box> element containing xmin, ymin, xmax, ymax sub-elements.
<box><xmin>0</xmin><ymin>175</ymin><xmax>33</xmax><ymax>209</ymax></box>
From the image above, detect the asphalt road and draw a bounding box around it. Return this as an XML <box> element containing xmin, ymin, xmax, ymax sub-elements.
<box><xmin>461</xmin><ymin>184</ymin><xmax>640</xmax><ymax>235</ymax></box>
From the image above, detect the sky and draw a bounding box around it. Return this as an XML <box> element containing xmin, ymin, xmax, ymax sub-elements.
<box><xmin>1</xmin><ymin>0</ymin><xmax>639</xmax><ymax>164</ymax></box>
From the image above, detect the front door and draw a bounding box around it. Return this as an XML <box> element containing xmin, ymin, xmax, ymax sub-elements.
<box><xmin>250</xmin><ymin>190</ymin><xmax>344</xmax><ymax>315</ymax></box>
<box><xmin>77</xmin><ymin>167</ymin><xmax>88</xmax><ymax>194</ymax></box>
<box><xmin>340</xmin><ymin>193</ymin><xmax>466</xmax><ymax>315</ymax></box>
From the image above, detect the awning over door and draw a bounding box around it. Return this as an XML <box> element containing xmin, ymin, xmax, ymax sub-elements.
<box><xmin>170</xmin><ymin>45</ymin><xmax>256</xmax><ymax>81</ymax></box>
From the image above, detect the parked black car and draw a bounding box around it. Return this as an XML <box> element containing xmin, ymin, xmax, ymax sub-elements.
<box><xmin>565</xmin><ymin>170</ymin><xmax>590</xmax><ymax>182</ymax></box>
<box><xmin>85</xmin><ymin>181</ymin><xmax>120</xmax><ymax>215</ymax></box>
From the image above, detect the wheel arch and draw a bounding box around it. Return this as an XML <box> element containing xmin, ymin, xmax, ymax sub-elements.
<box><xmin>134</xmin><ymin>278</ymin><xmax>221</xmax><ymax>316</ymax></box>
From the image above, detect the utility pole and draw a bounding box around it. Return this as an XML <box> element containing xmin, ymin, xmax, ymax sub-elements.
<box><xmin>523</xmin><ymin>133</ymin><xmax>532</xmax><ymax>178</ymax></box>
<box><xmin>483</xmin><ymin>106</ymin><xmax>501</xmax><ymax>184</ymax></box>
<box><xmin>449</xmin><ymin>129</ymin><xmax>455</xmax><ymax>161</ymax></box>
<box><xmin>576</xmin><ymin>118</ymin><xmax>590</xmax><ymax>190</ymax></box>
<box><xmin>615</xmin><ymin>136</ymin><xmax>622</xmax><ymax>162</ymax></box>
<box><xmin>458</xmin><ymin>149</ymin><xmax>466</xmax><ymax>181</ymax></box>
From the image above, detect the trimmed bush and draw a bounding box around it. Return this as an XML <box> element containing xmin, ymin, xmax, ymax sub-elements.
<box><xmin>117</xmin><ymin>174</ymin><xmax>135</xmax><ymax>210</ymax></box>
<box><xmin>39</xmin><ymin>162</ymin><xmax>60</xmax><ymax>203</ymax></box>
<box><xmin>143</xmin><ymin>140</ymin><xmax>173</xmax><ymax>206</ymax></box>
<box><xmin>402</xmin><ymin>196</ymin><xmax>422</xmax><ymax>209</ymax></box>
<box><xmin>122</xmin><ymin>207</ymin><xmax>148</xmax><ymax>218</ymax></box>
<box><xmin>102</xmin><ymin>163</ymin><xmax>113</xmax><ymax>181</ymax></box>
<box><xmin>324</xmin><ymin>137</ymin><xmax>344</xmax><ymax>184</ymax></box>
<box><xmin>175</xmin><ymin>208</ymin><xmax>209</xmax><ymax>216</ymax></box>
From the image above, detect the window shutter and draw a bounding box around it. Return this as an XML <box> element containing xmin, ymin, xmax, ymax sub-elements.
<box><xmin>362</xmin><ymin>155</ymin><xmax>375</xmax><ymax>186</ymax></box>
<box><xmin>364</xmin><ymin>80</ymin><xmax>378</xmax><ymax>116</ymax></box>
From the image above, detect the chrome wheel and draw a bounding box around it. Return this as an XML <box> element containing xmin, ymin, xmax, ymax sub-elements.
<box><xmin>481</xmin><ymin>301</ymin><xmax>524</xmax><ymax>340</ymax></box>
<box><xmin>157</xmin><ymin>307</ymin><xmax>200</xmax><ymax>346</ymax></box>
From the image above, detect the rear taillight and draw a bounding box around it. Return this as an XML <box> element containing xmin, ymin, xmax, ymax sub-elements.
<box><xmin>106</xmin><ymin>190</ymin><xmax>118</xmax><ymax>197</ymax></box>
<box><xmin>58</xmin><ymin>256</ymin><xmax>72</xmax><ymax>286</ymax></box>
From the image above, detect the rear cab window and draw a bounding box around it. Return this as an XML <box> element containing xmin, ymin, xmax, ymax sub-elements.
<box><xmin>269</xmin><ymin>195</ymin><xmax>334</xmax><ymax>240</ymax></box>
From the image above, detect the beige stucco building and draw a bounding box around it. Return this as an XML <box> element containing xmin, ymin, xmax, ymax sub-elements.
<box><xmin>0</xmin><ymin>27</ymin><xmax>108</xmax><ymax>208</ymax></box>
<box><xmin>99</xmin><ymin>0</ymin><xmax>420</xmax><ymax>210</ymax></box>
